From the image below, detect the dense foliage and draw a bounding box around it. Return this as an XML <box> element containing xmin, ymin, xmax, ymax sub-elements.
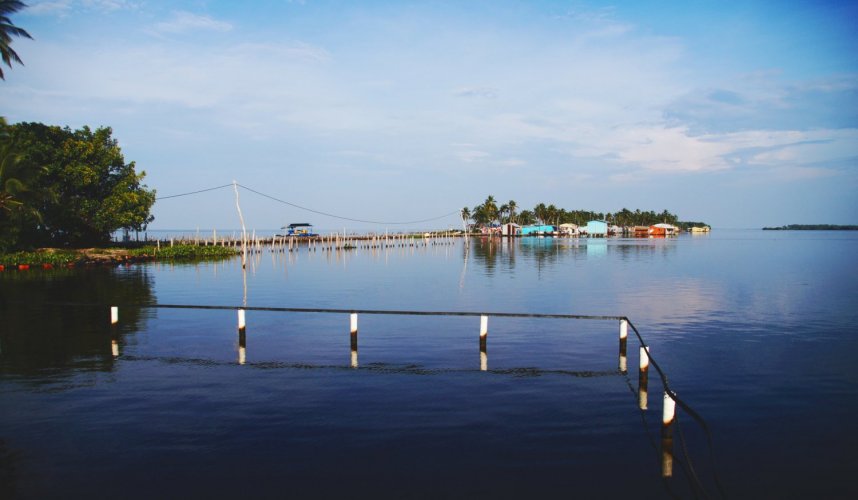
<box><xmin>0</xmin><ymin>120</ymin><xmax>156</xmax><ymax>250</ymax></box>
<box><xmin>466</xmin><ymin>195</ymin><xmax>696</xmax><ymax>228</ymax></box>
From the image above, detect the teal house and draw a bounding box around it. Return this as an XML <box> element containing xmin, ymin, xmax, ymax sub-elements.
<box><xmin>521</xmin><ymin>225</ymin><xmax>557</xmax><ymax>236</ymax></box>
<box><xmin>585</xmin><ymin>220</ymin><xmax>608</xmax><ymax>237</ymax></box>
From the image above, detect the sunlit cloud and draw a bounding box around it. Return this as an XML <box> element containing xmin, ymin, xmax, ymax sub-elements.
<box><xmin>153</xmin><ymin>11</ymin><xmax>233</xmax><ymax>34</ymax></box>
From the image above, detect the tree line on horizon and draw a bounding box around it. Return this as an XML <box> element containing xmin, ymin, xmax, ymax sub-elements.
<box><xmin>462</xmin><ymin>195</ymin><xmax>703</xmax><ymax>230</ymax></box>
<box><xmin>0</xmin><ymin>120</ymin><xmax>156</xmax><ymax>251</ymax></box>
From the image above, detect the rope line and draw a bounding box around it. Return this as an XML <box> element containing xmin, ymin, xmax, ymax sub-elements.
<box><xmin>237</xmin><ymin>183</ymin><xmax>460</xmax><ymax>225</ymax></box>
<box><xmin>625</xmin><ymin>317</ymin><xmax>727</xmax><ymax>499</ymax></box>
<box><xmin>21</xmin><ymin>301</ymin><xmax>624</xmax><ymax>321</ymax></box>
<box><xmin>9</xmin><ymin>298</ymin><xmax>723</xmax><ymax>497</ymax></box>
<box><xmin>155</xmin><ymin>184</ymin><xmax>233</xmax><ymax>200</ymax></box>
<box><xmin>153</xmin><ymin>181</ymin><xmax>460</xmax><ymax>225</ymax></box>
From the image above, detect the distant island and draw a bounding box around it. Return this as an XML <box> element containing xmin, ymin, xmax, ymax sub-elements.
<box><xmin>763</xmin><ymin>224</ymin><xmax>858</xmax><ymax>231</ymax></box>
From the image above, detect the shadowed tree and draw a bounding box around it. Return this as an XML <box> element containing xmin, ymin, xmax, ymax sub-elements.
<box><xmin>0</xmin><ymin>0</ymin><xmax>32</xmax><ymax>80</ymax></box>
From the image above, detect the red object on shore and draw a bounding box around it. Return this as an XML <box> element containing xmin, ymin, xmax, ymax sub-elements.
<box><xmin>18</xmin><ymin>264</ymin><xmax>30</xmax><ymax>270</ymax></box>
<box><xmin>0</xmin><ymin>265</ymin><xmax>5</xmax><ymax>271</ymax></box>
<box><xmin>42</xmin><ymin>263</ymin><xmax>54</xmax><ymax>270</ymax></box>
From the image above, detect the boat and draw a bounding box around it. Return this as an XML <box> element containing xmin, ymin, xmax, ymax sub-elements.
<box><xmin>281</xmin><ymin>223</ymin><xmax>317</xmax><ymax>237</ymax></box>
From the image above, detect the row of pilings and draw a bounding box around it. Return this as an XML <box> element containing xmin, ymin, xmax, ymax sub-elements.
<box><xmin>144</xmin><ymin>231</ymin><xmax>462</xmax><ymax>254</ymax></box>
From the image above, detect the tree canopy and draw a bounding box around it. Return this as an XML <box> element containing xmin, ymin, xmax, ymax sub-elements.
<box><xmin>463</xmin><ymin>196</ymin><xmax>702</xmax><ymax>230</ymax></box>
<box><xmin>0</xmin><ymin>121</ymin><xmax>156</xmax><ymax>250</ymax></box>
<box><xmin>0</xmin><ymin>0</ymin><xmax>31</xmax><ymax>80</ymax></box>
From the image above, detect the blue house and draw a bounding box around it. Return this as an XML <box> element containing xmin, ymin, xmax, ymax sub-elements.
<box><xmin>585</xmin><ymin>220</ymin><xmax>608</xmax><ymax>237</ymax></box>
<box><xmin>521</xmin><ymin>225</ymin><xmax>557</xmax><ymax>236</ymax></box>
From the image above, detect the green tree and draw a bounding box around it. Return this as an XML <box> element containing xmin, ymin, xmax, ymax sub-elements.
<box><xmin>460</xmin><ymin>206</ymin><xmax>471</xmax><ymax>232</ymax></box>
<box><xmin>0</xmin><ymin>118</ymin><xmax>44</xmax><ymax>250</ymax></box>
<box><xmin>0</xmin><ymin>0</ymin><xmax>31</xmax><ymax>80</ymax></box>
<box><xmin>483</xmin><ymin>195</ymin><xmax>498</xmax><ymax>226</ymax></box>
<box><xmin>7</xmin><ymin>122</ymin><xmax>156</xmax><ymax>247</ymax></box>
<box><xmin>507</xmin><ymin>200</ymin><xmax>517</xmax><ymax>224</ymax></box>
<box><xmin>518</xmin><ymin>209</ymin><xmax>536</xmax><ymax>225</ymax></box>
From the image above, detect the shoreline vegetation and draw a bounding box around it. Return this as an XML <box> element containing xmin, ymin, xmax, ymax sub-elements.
<box><xmin>0</xmin><ymin>245</ymin><xmax>238</xmax><ymax>270</ymax></box>
<box><xmin>762</xmin><ymin>224</ymin><xmax>858</xmax><ymax>231</ymax></box>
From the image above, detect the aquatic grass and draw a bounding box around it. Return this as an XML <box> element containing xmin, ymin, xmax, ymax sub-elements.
<box><xmin>130</xmin><ymin>244</ymin><xmax>239</xmax><ymax>260</ymax></box>
<box><xmin>0</xmin><ymin>245</ymin><xmax>238</xmax><ymax>269</ymax></box>
<box><xmin>0</xmin><ymin>250</ymin><xmax>80</xmax><ymax>267</ymax></box>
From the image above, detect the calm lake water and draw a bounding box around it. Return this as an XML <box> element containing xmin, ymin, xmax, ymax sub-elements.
<box><xmin>1</xmin><ymin>230</ymin><xmax>857</xmax><ymax>498</ymax></box>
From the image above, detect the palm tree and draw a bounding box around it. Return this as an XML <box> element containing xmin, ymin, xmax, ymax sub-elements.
<box><xmin>460</xmin><ymin>207</ymin><xmax>471</xmax><ymax>233</ymax></box>
<box><xmin>507</xmin><ymin>200</ymin><xmax>517</xmax><ymax>224</ymax></box>
<box><xmin>0</xmin><ymin>1</ymin><xmax>32</xmax><ymax>80</ymax></box>
<box><xmin>534</xmin><ymin>203</ymin><xmax>547</xmax><ymax>225</ymax></box>
<box><xmin>498</xmin><ymin>203</ymin><xmax>509</xmax><ymax>224</ymax></box>
<box><xmin>483</xmin><ymin>195</ymin><xmax>498</xmax><ymax>226</ymax></box>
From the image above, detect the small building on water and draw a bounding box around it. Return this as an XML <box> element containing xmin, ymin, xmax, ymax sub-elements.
<box><xmin>501</xmin><ymin>223</ymin><xmax>521</xmax><ymax>236</ymax></box>
<box><xmin>585</xmin><ymin>220</ymin><xmax>608</xmax><ymax>237</ymax></box>
<box><xmin>559</xmin><ymin>223</ymin><xmax>579</xmax><ymax>236</ymax></box>
<box><xmin>521</xmin><ymin>225</ymin><xmax>557</xmax><ymax>236</ymax></box>
<box><xmin>649</xmin><ymin>223</ymin><xmax>678</xmax><ymax>237</ymax></box>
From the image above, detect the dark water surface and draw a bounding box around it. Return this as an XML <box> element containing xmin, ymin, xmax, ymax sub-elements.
<box><xmin>2</xmin><ymin>230</ymin><xmax>857</xmax><ymax>498</ymax></box>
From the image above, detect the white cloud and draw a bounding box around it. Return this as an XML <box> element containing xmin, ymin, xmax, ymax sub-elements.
<box><xmin>27</xmin><ymin>0</ymin><xmax>73</xmax><ymax>15</ymax></box>
<box><xmin>153</xmin><ymin>11</ymin><xmax>233</xmax><ymax>34</ymax></box>
<box><xmin>454</xmin><ymin>87</ymin><xmax>498</xmax><ymax>99</ymax></box>
<box><xmin>28</xmin><ymin>0</ymin><xmax>138</xmax><ymax>15</ymax></box>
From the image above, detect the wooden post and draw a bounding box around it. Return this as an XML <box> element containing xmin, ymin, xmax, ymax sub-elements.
<box><xmin>662</xmin><ymin>391</ymin><xmax>676</xmax><ymax>478</ymax></box>
<box><xmin>662</xmin><ymin>391</ymin><xmax>676</xmax><ymax>436</ymax></box>
<box><xmin>238</xmin><ymin>330</ymin><xmax>247</xmax><ymax>365</ymax></box>
<box><xmin>110</xmin><ymin>306</ymin><xmax>119</xmax><ymax>357</ymax></box>
<box><xmin>233</xmin><ymin>181</ymin><xmax>248</xmax><ymax>269</ymax></box>
<box><xmin>619</xmin><ymin>319</ymin><xmax>628</xmax><ymax>373</ymax></box>
<box><xmin>238</xmin><ymin>309</ymin><xmax>246</xmax><ymax>333</ymax></box>
<box><xmin>638</xmin><ymin>346</ymin><xmax>649</xmax><ymax>410</ymax></box>
<box><xmin>479</xmin><ymin>315</ymin><xmax>488</xmax><ymax>350</ymax></box>
<box><xmin>350</xmin><ymin>313</ymin><xmax>358</xmax><ymax>368</ymax></box>
<box><xmin>661</xmin><ymin>433</ymin><xmax>674</xmax><ymax>478</ymax></box>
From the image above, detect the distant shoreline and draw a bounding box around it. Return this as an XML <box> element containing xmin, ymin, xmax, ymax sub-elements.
<box><xmin>762</xmin><ymin>224</ymin><xmax>858</xmax><ymax>231</ymax></box>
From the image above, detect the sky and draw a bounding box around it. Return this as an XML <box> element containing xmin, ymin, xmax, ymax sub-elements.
<box><xmin>2</xmin><ymin>0</ymin><xmax>857</xmax><ymax>231</ymax></box>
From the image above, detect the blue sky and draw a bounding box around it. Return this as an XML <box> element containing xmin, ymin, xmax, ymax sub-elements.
<box><xmin>2</xmin><ymin>0</ymin><xmax>857</xmax><ymax>230</ymax></box>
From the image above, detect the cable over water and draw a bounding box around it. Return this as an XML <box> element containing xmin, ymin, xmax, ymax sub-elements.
<box><xmin>152</xmin><ymin>181</ymin><xmax>460</xmax><ymax>225</ymax></box>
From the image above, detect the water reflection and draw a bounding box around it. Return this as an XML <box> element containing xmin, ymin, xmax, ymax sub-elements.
<box><xmin>0</xmin><ymin>267</ymin><xmax>155</xmax><ymax>380</ymax></box>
